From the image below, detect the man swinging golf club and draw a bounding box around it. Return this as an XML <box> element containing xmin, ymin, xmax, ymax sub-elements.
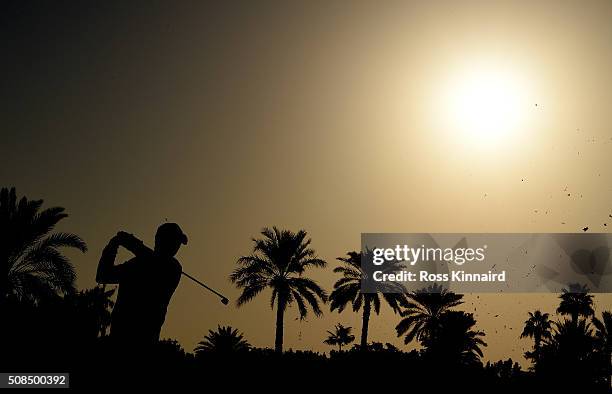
<box><xmin>96</xmin><ymin>223</ymin><xmax>187</xmax><ymax>346</ymax></box>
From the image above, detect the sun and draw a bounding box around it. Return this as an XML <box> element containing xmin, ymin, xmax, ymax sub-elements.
<box><xmin>442</xmin><ymin>66</ymin><xmax>531</xmax><ymax>148</ymax></box>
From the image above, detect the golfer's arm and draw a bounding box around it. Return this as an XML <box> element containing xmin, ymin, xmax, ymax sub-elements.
<box><xmin>96</xmin><ymin>241</ymin><xmax>121</xmax><ymax>284</ymax></box>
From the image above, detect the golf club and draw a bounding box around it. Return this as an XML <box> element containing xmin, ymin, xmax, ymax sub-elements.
<box><xmin>181</xmin><ymin>271</ymin><xmax>229</xmax><ymax>305</ymax></box>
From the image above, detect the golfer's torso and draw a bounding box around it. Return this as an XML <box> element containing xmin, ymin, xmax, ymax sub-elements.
<box><xmin>111</xmin><ymin>256</ymin><xmax>181</xmax><ymax>339</ymax></box>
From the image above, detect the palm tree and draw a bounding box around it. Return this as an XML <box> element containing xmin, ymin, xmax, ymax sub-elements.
<box><xmin>395</xmin><ymin>283</ymin><xmax>463</xmax><ymax>346</ymax></box>
<box><xmin>71</xmin><ymin>286</ymin><xmax>116</xmax><ymax>337</ymax></box>
<box><xmin>537</xmin><ymin>318</ymin><xmax>597</xmax><ymax>382</ymax></box>
<box><xmin>156</xmin><ymin>338</ymin><xmax>190</xmax><ymax>364</ymax></box>
<box><xmin>329</xmin><ymin>250</ymin><xmax>406</xmax><ymax>349</ymax></box>
<box><xmin>422</xmin><ymin>310</ymin><xmax>487</xmax><ymax>366</ymax></box>
<box><xmin>547</xmin><ymin>318</ymin><xmax>595</xmax><ymax>360</ymax></box>
<box><xmin>230</xmin><ymin>227</ymin><xmax>327</xmax><ymax>353</ymax></box>
<box><xmin>195</xmin><ymin>326</ymin><xmax>251</xmax><ymax>356</ymax></box>
<box><xmin>0</xmin><ymin>187</ymin><xmax>87</xmax><ymax>302</ymax></box>
<box><xmin>520</xmin><ymin>310</ymin><xmax>552</xmax><ymax>363</ymax></box>
<box><xmin>556</xmin><ymin>283</ymin><xmax>594</xmax><ymax>323</ymax></box>
<box><xmin>593</xmin><ymin>311</ymin><xmax>612</xmax><ymax>386</ymax></box>
<box><xmin>324</xmin><ymin>323</ymin><xmax>355</xmax><ymax>351</ymax></box>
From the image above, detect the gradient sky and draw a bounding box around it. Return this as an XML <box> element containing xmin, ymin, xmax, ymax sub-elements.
<box><xmin>3</xmin><ymin>0</ymin><xmax>612</xmax><ymax>366</ymax></box>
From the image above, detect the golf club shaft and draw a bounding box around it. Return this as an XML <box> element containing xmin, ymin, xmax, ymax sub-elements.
<box><xmin>181</xmin><ymin>271</ymin><xmax>227</xmax><ymax>300</ymax></box>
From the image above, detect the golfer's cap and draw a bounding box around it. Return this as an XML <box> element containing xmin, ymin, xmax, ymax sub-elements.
<box><xmin>156</xmin><ymin>222</ymin><xmax>188</xmax><ymax>245</ymax></box>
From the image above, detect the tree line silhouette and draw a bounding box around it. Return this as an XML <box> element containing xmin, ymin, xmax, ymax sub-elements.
<box><xmin>1</xmin><ymin>186</ymin><xmax>611</xmax><ymax>391</ymax></box>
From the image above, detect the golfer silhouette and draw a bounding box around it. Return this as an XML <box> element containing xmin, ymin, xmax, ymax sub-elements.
<box><xmin>96</xmin><ymin>223</ymin><xmax>187</xmax><ymax>346</ymax></box>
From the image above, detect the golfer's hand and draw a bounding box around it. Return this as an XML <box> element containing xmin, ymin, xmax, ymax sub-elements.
<box><xmin>114</xmin><ymin>231</ymin><xmax>150</xmax><ymax>257</ymax></box>
<box><xmin>107</xmin><ymin>231</ymin><xmax>128</xmax><ymax>249</ymax></box>
<box><xmin>115</xmin><ymin>231</ymin><xmax>132</xmax><ymax>246</ymax></box>
<box><xmin>105</xmin><ymin>234</ymin><xmax>121</xmax><ymax>251</ymax></box>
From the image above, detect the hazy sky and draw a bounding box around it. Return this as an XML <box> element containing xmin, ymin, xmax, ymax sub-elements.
<box><xmin>4</xmin><ymin>0</ymin><xmax>612</xmax><ymax>365</ymax></box>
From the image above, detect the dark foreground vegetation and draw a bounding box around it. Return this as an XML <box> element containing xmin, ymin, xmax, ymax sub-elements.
<box><xmin>3</xmin><ymin>291</ymin><xmax>609</xmax><ymax>391</ymax></box>
<box><xmin>2</xmin><ymin>186</ymin><xmax>611</xmax><ymax>391</ymax></box>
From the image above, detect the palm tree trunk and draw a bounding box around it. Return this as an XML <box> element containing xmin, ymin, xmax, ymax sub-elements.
<box><xmin>275</xmin><ymin>297</ymin><xmax>285</xmax><ymax>353</ymax></box>
<box><xmin>360</xmin><ymin>296</ymin><xmax>371</xmax><ymax>350</ymax></box>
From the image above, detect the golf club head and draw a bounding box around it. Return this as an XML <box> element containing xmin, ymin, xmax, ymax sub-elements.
<box><xmin>221</xmin><ymin>297</ymin><xmax>229</xmax><ymax>305</ymax></box>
